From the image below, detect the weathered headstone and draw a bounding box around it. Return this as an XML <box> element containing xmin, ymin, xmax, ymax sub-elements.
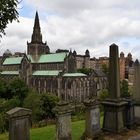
<box><xmin>133</xmin><ymin>59</ymin><xmax>140</xmax><ymax>124</ymax></box>
<box><xmin>102</xmin><ymin>43</ymin><xmax>127</xmax><ymax>133</ymax></box>
<box><xmin>123</xmin><ymin>97</ymin><xmax>135</xmax><ymax>129</ymax></box>
<box><xmin>83</xmin><ymin>98</ymin><xmax>101</xmax><ymax>139</ymax></box>
<box><xmin>53</xmin><ymin>102</ymin><xmax>73</xmax><ymax>140</ymax></box>
<box><xmin>6</xmin><ymin>107</ymin><xmax>32</xmax><ymax>140</ymax></box>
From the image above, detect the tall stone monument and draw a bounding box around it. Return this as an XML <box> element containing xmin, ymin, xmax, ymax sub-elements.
<box><xmin>6</xmin><ymin>107</ymin><xmax>32</xmax><ymax>140</ymax></box>
<box><xmin>133</xmin><ymin>59</ymin><xmax>140</xmax><ymax>124</ymax></box>
<box><xmin>102</xmin><ymin>43</ymin><xmax>127</xmax><ymax>133</ymax></box>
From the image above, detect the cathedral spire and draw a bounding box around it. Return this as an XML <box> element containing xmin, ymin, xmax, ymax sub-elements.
<box><xmin>31</xmin><ymin>11</ymin><xmax>42</xmax><ymax>43</ymax></box>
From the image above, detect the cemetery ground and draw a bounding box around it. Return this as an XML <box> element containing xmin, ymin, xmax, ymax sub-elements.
<box><xmin>0</xmin><ymin>120</ymin><xmax>85</xmax><ymax>140</ymax></box>
<box><xmin>1</xmin><ymin>115</ymin><xmax>140</xmax><ymax>140</ymax></box>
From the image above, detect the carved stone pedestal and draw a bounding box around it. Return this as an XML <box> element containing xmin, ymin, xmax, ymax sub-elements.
<box><xmin>134</xmin><ymin>100</ymin><xmax>140</xmax><ymax>125</ymax></box>
<box><xmin>123</xmin><ymin>98</ymin><xmax>135</xmax><ymax>129</ymax></box>
<box><xmin>6</xmin><ymin>107</ymin><xmax>32</xmax><ymax>140</ymax></box>
<box><xmin>83</xmin><ymin>98</ymin><xmax>101</xmax><ymax>139</ymax></box>
<box><xmin>53</xmin><ymin>102</ymin><xmax>73</xmax><ymax>140</ymax></box>
<box><xmin>102</xmin><ymin>99</ymin><xmax>127</xmax><ymax>133</ymax></box>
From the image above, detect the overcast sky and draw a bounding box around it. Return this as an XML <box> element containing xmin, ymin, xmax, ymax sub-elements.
<box><xmin>1</xmin><ymin>0</ymin><xmax>140</xmax><ymax>60</ymax></box>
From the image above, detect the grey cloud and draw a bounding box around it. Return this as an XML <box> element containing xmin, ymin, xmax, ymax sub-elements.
<box><xmin>1</xmin><ymin>0</ymin><xmax>140</xmax><ymax>59</ymax></box>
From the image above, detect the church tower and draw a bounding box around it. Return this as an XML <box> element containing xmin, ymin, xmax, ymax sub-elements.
<box><xmin>27</xmin><ymin>11</ymin><xmax>50</xmax><ymax>60</ymax></box>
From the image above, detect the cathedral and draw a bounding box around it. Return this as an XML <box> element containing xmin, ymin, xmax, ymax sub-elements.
<box><xmin>0</xmin><ymin>12</ymin><xmax>107</xmax><ymax>102</ymax></box>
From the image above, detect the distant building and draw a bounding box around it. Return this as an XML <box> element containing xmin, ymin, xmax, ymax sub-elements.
<box><xmin>0</xmin><ymin>12</ymin><xmax>107</xmax><ymax>102</ymax></box>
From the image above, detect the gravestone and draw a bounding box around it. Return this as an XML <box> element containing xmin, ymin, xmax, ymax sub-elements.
<box><xmin>102</xmin><ymin>43</ymin><xmax>127</xmax><ymax>133</ymax></box>
<box><xmin>53</xmin><ymin>101</ymin><xmax>73</xmax><ymax>140</ymax></box>
<box><xmin>6</xmin><ymin>107</ymin><xmax>32</xmax><ymax>140</ymax></box>
<box><xmin>83</xmin><ymin>98</ymin><xmax>101</xmax><ymax>139</ymax></box>
<box><xmin>133</xmin><ymin>60</ymin><xmax>140</xmax><ymax>124</ymax></box>
<box><xmin>123</xmin><ymin>97</ymin><xmax>135</xmax><ymax>129</ymax></box>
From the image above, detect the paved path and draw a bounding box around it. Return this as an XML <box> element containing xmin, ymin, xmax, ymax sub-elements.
<box><xmin>128</xmin><ymin>135</ymin><xmax>140</xmax><ymax>140</ymax></box>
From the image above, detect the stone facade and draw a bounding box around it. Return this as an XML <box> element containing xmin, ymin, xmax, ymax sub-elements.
<box><xmin>74</xmin><ymin>49</ymin><xmax>134</xmax><ymax>83</ymax></box>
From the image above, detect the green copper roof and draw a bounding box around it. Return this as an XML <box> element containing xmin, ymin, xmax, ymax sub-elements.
<box><xmin>1</xmin><ymin>71</ymin><xmax>19</xmax><ymax>75</ymax></box>
<box><xmin>63</xmin><ymin>73</ymin><xmax>87</xmax><ymax>77</ymax></box>
<box><xmin>3</xmin><ymin>57</ymin><xmax>23</xmax><ymax>65</ymax></box>
<box><xmin>28</xmin><ymin>52</ymin><xmax>68</xmax><ymax>63</ymax></box>
<box><xmin>33</xmin><ymin>70</ymin><xmax>62</xmax><ymax>76</ymax></box>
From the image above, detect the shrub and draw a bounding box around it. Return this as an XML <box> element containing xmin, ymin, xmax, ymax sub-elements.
<box><xmin>99</xmin><ymin>89</ymin><xmax>109</xmax><ymax>101</ymax></box>
<box><xmin>8</xmin><ymin>78</ymin><xmax>29</xmax><ymax>105</ymax></box>
<box><xmin>23</xmin><ymin>91</ymin><xmax>43</xmax><ymax>122</ymax></box>
<box><xmin>120</xmin><ymin>80</ymin><xmax>130</xmax><ymax>97</ymax></box>
<box><xmin>40</xmin><ymin>93</ymin><xmax>59</xmax><ymax>119</ymax></box>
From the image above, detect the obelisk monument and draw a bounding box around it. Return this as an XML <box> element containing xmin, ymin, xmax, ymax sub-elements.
<box><xmin>102</xmin><ymin>43</ymin><xmax>127</xmax><ymax>133</ymax></box>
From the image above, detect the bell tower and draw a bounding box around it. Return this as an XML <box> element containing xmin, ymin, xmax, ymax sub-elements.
<box><xmin>27</xmin><ymin>11</ymin><xmax>50</xmax><ymax>60</ymax></box>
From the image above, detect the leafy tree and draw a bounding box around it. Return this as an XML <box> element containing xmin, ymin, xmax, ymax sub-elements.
<box><xmin>99</xmin><ymin>89</ymin><xmax>109</xmax><ymax>101</ymax></box>
<box><xmin>0</xmin><ymin>78</ymin><xmax>7</xmax><ymax>98</ymax></box>
<box><xmin>0</xmin><ymin>97</ymin><xmax>20</xmax><ymax>112</ymax></box>
<box><xmin>23</xmin><ymin>90</ymin><xmax>43</xmax><ymax>122</ymax></box>
<box><xmin>8</xmin><ymin>78</ymin><xmax>29</xmax><ymax>105</ymax></box>
<box><xmin>0</xmin><ymin>0</ymin><xmax>19</xmax><ymax>37</ymax></box>
<box><xmin>0</xmin><ymin>112</ymin><xmax>7</xmax><ymax>133</ymax></box>
<box><xmin>40</xmin><ymin>93</ymin><xmax>59</xmax><ymax>119</ymax></box>
<box><xmin>102</xmin><ymin>64</ymin><xmax>109</xmax><ymax>75</ymax></box>
<box><xmin>120</xmin><ymin>79</ymin><xmax>130</xmax><ymax>97</ymax></box>
<box><xmin>0</xmin><ymin>98</ymin><xmax>20</xmax><ymax>133</ymax></box>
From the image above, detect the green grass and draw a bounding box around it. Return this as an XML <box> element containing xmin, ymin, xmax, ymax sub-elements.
<box><xmin>0</xmin><ymin>116</ymin><xmax>103</xmax><ymax>140</ymax></box>
<box><xmin>0</xmin><ymin>120</ymin><xmax>85</xmax><ymax>140</ymax></box>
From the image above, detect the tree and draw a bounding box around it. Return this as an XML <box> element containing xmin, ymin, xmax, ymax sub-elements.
<box><xmin>0</xmin><ymin>98</ymin><xmax>20</xmax><ymax>133</ymax></box>
<box><xmin>0</xmin><ymin>78</ymin><xmax>7</xmax><ymax>98</ymax></box>
<box><xmin>99</xmin><ymin>88</ymin><xmax>109</xmax><ymax>101</ymax></box>
<box><xmin>23</xmin><ymin>90</ymin><xmax>43</xmax><ymax>122</ymax></box>
<box><xmin>8</xmin><ymin>78</ymin><xmax>29</xmax><ymax>105</ymax></box>
<box><xmin>120</xmin><ymin>80</ymin><xmax>130</xmax><ymax>97</ymax></box>
<box><xmin>0</xmin><ymin>0</ymin><xmax>19</xmax><ymax>37</ymax></box>
<box><xmin>102</xmin><ymin>64</ymin><xmax>109</xmax><ymax>75</ymax></box>
<box><xmin>40</xmin><ymin>93</ymin><xmax>59</xmax><ymax>119</ymax></box>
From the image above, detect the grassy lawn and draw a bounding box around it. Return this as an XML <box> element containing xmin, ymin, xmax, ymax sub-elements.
<box><xmin>0</xmin><ymin>116</ymin><xmax>103</xmax><ymax>140</ymax></box>
<box><xmin>0</xmin><ymin>120</ymin><xmax>85</xmax><ymax>140</ymax></box>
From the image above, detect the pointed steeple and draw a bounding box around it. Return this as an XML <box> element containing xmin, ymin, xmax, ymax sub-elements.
<box><xmin>31</xmin><ymin>11</ymin><xmax>42</xmax><ymax>43</ymax></box>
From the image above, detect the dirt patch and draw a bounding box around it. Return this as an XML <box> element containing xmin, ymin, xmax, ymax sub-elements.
<box><xmin>97</xmin><ymin>127</ymin><xmax>140</xmax><ymax>140</ymax></box>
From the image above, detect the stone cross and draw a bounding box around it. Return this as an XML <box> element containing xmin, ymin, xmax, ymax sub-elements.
<box><xmin>6</xmin><ymin>107</ymin><xmax>32</xmax><ymax>140</ymax></box>
<box><xmin>109</xmin><ymin>43</ymin><xmax>120</xmax><ymax>99</ymax></box>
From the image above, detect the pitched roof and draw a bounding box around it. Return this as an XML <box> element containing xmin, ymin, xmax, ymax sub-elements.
<box><xmin>3</xmin><ymin>57</ymin><xmax>23</xmax><ymax>65</ymax></box>
<box><xmin>28</xmin><ymin>52</ymin><xmax>68</xmax><ymax>63</ymax></box>
<box><xmin>32</xmin><ymin>70</ymin><xmax>62</xmax><ymax>76</ymax></box>
<box><xmin>1</xmin><ymin>71</ymin><xmax>19</xmax><ymax>75</ymax></box>
<box><xmin>63</xmin><ymin>73</ymin><xmax>87</xmax><ymax>77</ymax></box>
